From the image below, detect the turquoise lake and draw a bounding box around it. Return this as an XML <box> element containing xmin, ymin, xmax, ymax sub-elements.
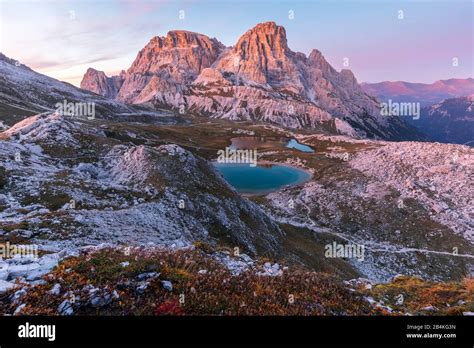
<box><xmin>229</xmin><ymin>136</ymin><xmax>314</xmax><ymax>153</ymax></box>
<box><xmin>285</xmin><ymin>139</ymin><xmax>314</xmax><ymax>152</ymax></box>
<box><xmin>214</xmin><ymin>163</ymin><xmax>311</xmax><ymax>195</ymax></box>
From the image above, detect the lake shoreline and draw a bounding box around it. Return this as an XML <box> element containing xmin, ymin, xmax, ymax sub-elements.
<box><xmin>212</xmin><ymin>160</ymin><xmax>313</xmax><ymax>196</ymax></box>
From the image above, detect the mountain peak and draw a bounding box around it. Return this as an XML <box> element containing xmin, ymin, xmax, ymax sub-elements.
<box><xmin>147</xmin><ymin>30</ymin><xmax>224</xmax><ymax>51</ymax></box>
<box><xmin>84</xmin><ymin>67</ymin><xmax>105</xmax><ymax>77</ymax></box>
<box><xmin>80</xmin><ymin>68</ymin><xmax>124</xmax><ymax>99</ymax></box>
<box><xmin>235</xmin><ymin>21</ymin><xmax>288</xmax><ymax>54</ymax></box>
<box><xmin>0</xmin><ymin>52</ymin><xmax>13</xmax><ymax>63</ymax></box>
<box><xmin>250</xmin><ymin>21</ymin><xmax>279</xmax><ymax>32</ymax></box>
<box><xmin>219</xmin><ymin>22</ymin><xmax>291</xmax><ymax>84</ymax></box>
<box><xmin>112</xmin><ymin>29</ymin><xmax>224</xmax><ymax>103</ymax></box>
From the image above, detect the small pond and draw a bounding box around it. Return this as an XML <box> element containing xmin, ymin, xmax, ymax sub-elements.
<box><xmin>214</xmin><ymin>162</ymin><xmax>311</xmax><ymax>195</ymax></box>
<box><xmin>229</xmin><ymin>136</ymin><xmax>314</xmax><ymax>153</ymax></box>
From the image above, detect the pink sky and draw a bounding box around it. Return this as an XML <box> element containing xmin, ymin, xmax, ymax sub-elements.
<box><xmin>1</xmin><ymin>0</ymin><xmax>472</xmax><ymax>86</ymax></box>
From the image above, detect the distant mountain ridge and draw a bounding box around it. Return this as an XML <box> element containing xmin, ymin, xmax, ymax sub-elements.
<box><xmin>361</xmin><ymin>78</ymin><xmax>474</xmax><ymax>106</ymax></box>
<box><xmin>0</xmin><ymin>52</ymin><xmax>138</xmax><ymax>120</ymax></box>
<box><xmin>406</xmin><ymin>95</ymin><xmax>474</xmax><ymax>145</ymax></box>
<box><xmin>80</xmin><ymin>22</ymin><xmax>422</xmax><ymax>141</ymax></box>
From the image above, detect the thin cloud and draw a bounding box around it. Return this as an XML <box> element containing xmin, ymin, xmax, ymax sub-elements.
<box><xmin>2</xmin><ymin>0</ymin><xmax>167</xmax><ymax>81</ymax></box>
<box><xmin>29</xmin><ymin>54</ymin><xmax>121</xmax><ymax>71</ymax></box>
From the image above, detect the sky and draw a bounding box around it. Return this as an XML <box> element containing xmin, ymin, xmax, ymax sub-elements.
<box><xmin>0</xmin><ymin>0</ymin><xmax>472</xmax><ymax>87</ymax></box>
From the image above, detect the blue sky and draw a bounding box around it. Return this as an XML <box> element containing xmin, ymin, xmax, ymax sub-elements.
<box><xmin>0</xmin><ymin>0</ymin><xmax>472</xmax><ymax>86</ymax></box>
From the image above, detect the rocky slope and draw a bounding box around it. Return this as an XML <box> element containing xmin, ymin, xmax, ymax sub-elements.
<box><xmin>1</xmin><ymin>246</ymin><xmax>473</xmax><ymax>316</ymax></box>
<box><xmin>81</xmin><ymin>22</ymin><xmax>421</xmax><ymax>141</ymax></box>
<box><xmin>0</xmin><ymin>113</ymin><xmax>282</xmax><ymax>256</ymax></box>
<box><xmin>0</xmin><ymin>110</ymin><xmax>472</xmax><ymax>292</ymax></box>
<box><xmin>0</xmin><ymin>53</ymin><xmax>138</xmax><ymax>121</ymax></box>
<box><xmin>362</xmin><ymin>78</ymin><xmax>474</xmax><ymax>106</ymax></box>
<box><xmin>0</xmin><ymin>53</ymin><xmax>180</xmax><ymax>130</ymax></box>
<box><xmin>349</xmin><ymin>141</ymin><xmax>473</xmax><ymax>241</ymax></box>
<box><xmin>258</xmin><ymin>133</ymin><xmax>474</xmax><ymax>282</ymax></box>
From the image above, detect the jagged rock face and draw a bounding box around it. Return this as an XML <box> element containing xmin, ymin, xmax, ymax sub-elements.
<box><xmin>127</xmin><ymin>31</ymin><xmax>224</xmax><ymax>76</ymax></box>
<box><xmin>191</xmin><ymin>22</ymin><xmax>410</xmax><ymax>138</ymax></box>
<box><xmin>215</xmin><ymin>22</ymin><xmax>301</xmax><ymax>90</ymax></box>
<box><xmin>80</xmin><ymin>22</ymin><xmax>422</xmax><ymax>140</ymax></box>
<box><xmin>187</xmin><ymin>22</ymin><xmax>378</xmax><ymax>132</ymax></box>
<box><xmin>80</xmin><ymin>68</ymin><xmax>124</xmax><ymax>99</ymax></box>
<box><xmin>192</xmin><ymin>68</ymin><xmax>231</xmax><ymax>87</ymax></box>
<box><xmin>185</xmin><ymin>83</ymin><xmax>333</xmax><ymax>128</ymax></box>
<box><xmin>116</xmin><ymin>31</ymin><xmax>225</xmax><ymax>103</ymax></box>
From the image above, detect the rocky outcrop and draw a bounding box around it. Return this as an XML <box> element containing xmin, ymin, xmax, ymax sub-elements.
<box><xmin>214</xmin><ymin>22</ymin><xmax>300</xmax><ymax>89</ymax></box>
<box><xmin>0</xmin><ymin>112</ymin><xmax>282</xmax><ymax>255</ymax></box>
<box><xmin>116</xmin><ymin>30</ymin><xmax>225</xmax><ymax>104</ymax></box>
<box><xmin>80</xmin><ymin>22</ymin><xmax>422</xmax><ymax>140</ymax></box>
<box><xmin>80</xmin><ymin>68</ymin><xmax>125</xmax><ymax>99</ymax></box>
<box><xmin>350</xmin><ymin>141</ymin><xmax>474</xmax><ymax>241</ymax></box>
<box><xmin>190</xmin><ymin>22</ymin><xmax>417</xmax><ymax>139</ymax></box>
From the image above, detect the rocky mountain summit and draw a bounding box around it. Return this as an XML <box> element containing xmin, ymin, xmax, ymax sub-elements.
<box><xmin>116</xmin><ymin>30</ymin><xmax>225</xmax><ymax>105</ymax></box>
<box><xmin>81</xmin><ymin>22</ymin><xmax>421</xmax><ymax>141</ymax></box>
<box><xmin>80</xmin><ymin>68</ymin><xmax>126</xmax><ymax>99</ymax></box>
